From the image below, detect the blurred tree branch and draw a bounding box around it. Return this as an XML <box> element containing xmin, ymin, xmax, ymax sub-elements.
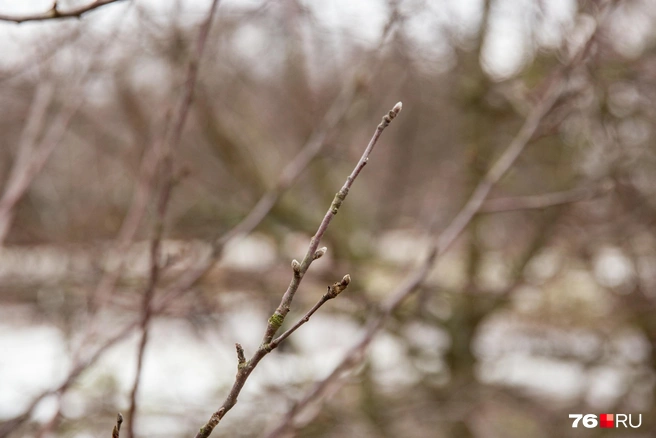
<box><xmin>126</xmin><ymin>153</ymin><xmax>177</xmax><ymax>438</ymax></box>
<box><xmin>0</xmin><ymin>84</ymin><xmax>81</xmax><ymax>246</ymax></box>
<box><xmin>265</xmin><ymin>4</ymin><xmax>614</xmax><ymax>435</ymax></box>
<box><xmin>0</xmin><ymin>0</ymin><xmax>126</xmax><ymax>23</ymax></box>
<box><xmin>0</xmin><ymin>0</ymin><xmax>221</xmax><ymax>436</ymax></box>
<box><xmin>479</xmin><ymin>180</ymin><xmax>614</xmax><ymax>213</ymax></box>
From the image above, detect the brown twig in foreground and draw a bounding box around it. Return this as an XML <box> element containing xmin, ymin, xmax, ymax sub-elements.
<box><xmin>0</xmin><ymin>0</ymin><xmax>126</xmax><ymax>23</ymax></box>
<box><xmin>264</xmin><ymin>6</ymin><xmax>613</xmax><ymax>437</ymax></box>
<box><xmin>269</xmin><ymin>274</ymin><xmax>351</xmax><ymax>350</ymax></box>
<box><xmin>195</xmin><ymin>102</ymin><xmax>403</xmax><ymax>438</ymax></box>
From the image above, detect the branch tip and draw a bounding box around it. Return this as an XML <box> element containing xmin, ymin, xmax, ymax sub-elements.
<box><xmin>341</xmin><ymin>274</ymin><xmax>351</xmax><ymax>286</ymax></box>
<box><xmin>326</xmin><ymin>274</ymin><xmax>351</xmax><ymax>299</ymax></box>
<box><xmin>380</xmin><ymin>102</ymin><xmax>403</xmax><ymax>128</ymax></box>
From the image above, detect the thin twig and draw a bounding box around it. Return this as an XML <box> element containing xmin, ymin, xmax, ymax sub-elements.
<box><xmin>0</xmin><ymin>2</ymin><xmax>221</xmax><ymax>437</ymax></box>
<box><xmin>90</xmin><ymin>135</ymin><xmax>166</xmax><ymax>311</ymax></box>
<box><xmin>479</xmin><ymin>181</ymin><xmax>613</xmax><ymax>213</ymax></box>
<box><xmin>155</xmin><ymin>14</ymin><xmax>401</xmax><ymax>305</ymax></box>
<box><xmin>168</xmin><ymin>0</ymin><xmax>221</xmax><ymax>152</ymax></box>
<box><xmin>0</xmin><ymin>84</ymin><xmax>53</xmax><ymax>245</ymax></box>
<box><xmin>0</xmin><ymin>321</ymin><xmax>133</xmax><ymax>438</ymax></box>
<box><xmin>216</xmin><ymin>83</ymin><xmax>360</xmax><ymax>248</ymax></box>
<box><xmin>0</xmin><ymin>0</ymin><xmax>126</xmax><ymax>23</ymax></box>
<box><xmin>264</xmin><ymin>5</ymin><xmax>613</xmax><ymax>436</ymax></box>
<box><xmin>195</xmin><ymin>102</ymin><xmax>403</xmax><ymax>438</ymax></box>
<box><xmin>126</xmin><ymin>155</ymin><xmax>175</xmax><ymax>438</ymax></box>
<box><xmin>269</xmin><ymin>274</ymin><xmax>351</xmax><ymax>350</ymax></box>
<box><xmin>0</xmin><ymin>84</ymin><xmax>82</xmax><ymax>246</ymax></box>
<box><xmin>124</xmin><ymin>0</ymin><xmax>222</xmax><ymax>435</ymax></box>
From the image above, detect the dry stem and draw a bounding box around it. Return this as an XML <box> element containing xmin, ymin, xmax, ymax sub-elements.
<box><xmin>0</xmin><ymin>0</ymin><xmax>126</xmax><ymax>23</ymax></box>
<box><xmin>194</xmin><ymin>102</ymin><xmax>402</xmax><ymax>438</ymax></box>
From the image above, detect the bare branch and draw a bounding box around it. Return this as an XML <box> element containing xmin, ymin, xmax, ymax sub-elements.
<box><xmin>262</xmin><ymin>102</ymin><xmax>402</xmax><ymax>345</ymax></box>
<box><xmin>479</xmin><ymin>181</ymin><xmax>613</xmax><ymax>213</ymax></box>
<box><xmin>126</xmin><ymin>155</ymin><xmax>176</xmax><ymax>438</ymax></box>
<box><xmin>0</xmin><ymin>1</ymin><xmax>222</xmax><ymax>436</ymax></box>
<box><xmin>269</xmin><ymin>274</ymin><xmax>351</xmax><ymax>350</ymax></box>
<box><xmin>194</xmin><ymin>102</ymin><xmax>403</xmax><ymax>438</ymax></box>
<box><xmin>90</xmin><ymin>136</ymin><xmax>166</xmax><ymax>311</ymax></box>
<box><xmin>159</xmin><ymin>15</ymin><xmax>400</xmax><ymax>303</ymax></box>
<box><xmin>0</xmin><ymin>0</ymin><xmax>127</xmax><ymax>23</ymax></box>
<box><xmin>167</xmin><ymin>0</ymin><xmax>221</xmax><ymax>153</ymax></box>
<box><xmin>0</xmin><ymin>84</ymin><xmax>81</xmax><ymax>246</ymax></box>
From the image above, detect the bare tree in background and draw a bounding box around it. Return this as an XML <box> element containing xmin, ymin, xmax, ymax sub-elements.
<box><xmin>0</xmin><ymin>0</ymin><xmax>655</xmax><ymax>437</ymax></box>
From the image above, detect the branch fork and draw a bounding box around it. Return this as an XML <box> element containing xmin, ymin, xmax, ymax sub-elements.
<box><xmin>194</xmin><ymin>102</ymin><xmax>402</xmax><ymax>437</ymax></box>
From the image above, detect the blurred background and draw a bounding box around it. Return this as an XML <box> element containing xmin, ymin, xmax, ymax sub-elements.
<box><xmin>1</xmin><ymin>0</ymin><xmax>656</xmax><ymax>437</ymax></box>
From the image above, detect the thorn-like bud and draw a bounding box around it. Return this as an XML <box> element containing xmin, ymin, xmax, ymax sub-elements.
<box><xmin>291</xmin><ymin>259</ymin><xmax>301</xmax><ymax>274</ymax></box>
<box><xmin>313</xmin><ymin>247</ymin><xmax>327</xmax><ymax>260</ymax></box>
<box><xmin>380</xmin><ymin>101</ymin><xmax>403</xmax><ymax>128</ymax></box>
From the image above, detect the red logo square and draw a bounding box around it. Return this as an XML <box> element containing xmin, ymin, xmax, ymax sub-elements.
<box><xmin>600</xmin><ymin>414</ymin><xmax>614</xmax><ymax>428</ymax></box>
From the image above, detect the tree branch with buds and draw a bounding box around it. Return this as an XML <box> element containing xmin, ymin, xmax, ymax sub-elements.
<box><xmin>195</xmin><ymin>102</ymin><xmax>402</xmax><ymax>438</ymax></box>
<box><xmin>264</xmin><ymin>4</ymin><xmax>614</xmax><ymax>436</ymax></box>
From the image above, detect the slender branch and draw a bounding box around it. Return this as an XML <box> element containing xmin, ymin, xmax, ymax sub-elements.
<box><xmin>0</xmin><ymin>84</ymin><xmax>53</xmax><ymax>245</ymax></box>
<box><xmin>150</xmin><ymin>78</ymin><xmax>365</xmax><ymax>317</ymax></box>
<box><xmin>0</xmin><ymin>0</ymin><xmax>126</xmax><ymax>23</ymax></box>
<box><xmin>124</xmin><ymin>0</ymin><xmax>222</xmax><ymax>435</ymax></box>
<box><xmin>90</xmin><ymin>135</ymin><xmax>166</xmax><ymax>312</ymax></box>
<box><xmin>156</xmin><ymin>15</ymin><xmax>400</xmax><ymax>306</ymax></box>
<box><xmin>126</xmin><ymin>155</ymin><xmax>176</xmax><ymax>438</ymax></box>
<box><xmin>0</xmin><ymin>2</ymin><xmax>221</xmax><ymax>437</ymax></box>
<box><xmin>194</xmin><ymin>102</ymin><xmax>403</xmax><ymax>438</ymax></box>
<box><xmin>265</xmin><ymin>5</ymin><xmax>613</xmax><ymax>436</ymax></box>
<box><xmin>168</xmin><ymin>0</ymin><xmax>221</xmax><ymax>152</ymax></box>
<box><xmin>93</xmin><ymin>0</ymin><xmax>219</xmax><ymax>306</ymax></box>
<box><xmin>216</xmin><ymin>84</ymin><xmax>360</xmax><ymax>247</ymax></box>
<box><xmin>0</xmin><ymin>318</ymin><xmax>135</xmax><ymax>438</ymax></box>
<box><xmin>479</xmin><ymin>181</ymin><xmax>613</xmax><ymax>213</ymax></box>
<box><xmin>262</xmin><ymin>102</ymin><xmax>402</xmax><ymax>345</ymax></box>
<box><xmin>0</xmin><ymin>84</ymin><xmax>81</xmax><ymax>246</ymax></box>
<box><xmin>270</xmin><ymin>274</ymin><xmax>351</xmax><ymax>350</ymax></box>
